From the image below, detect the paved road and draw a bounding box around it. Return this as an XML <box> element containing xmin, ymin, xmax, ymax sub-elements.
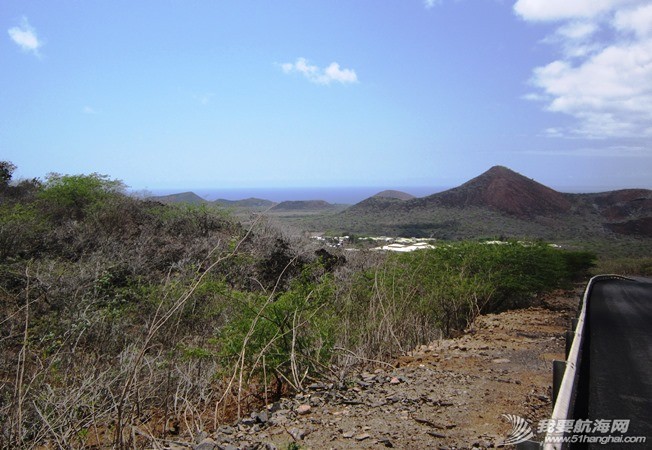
<box><xmin>584</xmin><ymin>277</ymin><xmax>652</xmax><ymax>447</ymax></box>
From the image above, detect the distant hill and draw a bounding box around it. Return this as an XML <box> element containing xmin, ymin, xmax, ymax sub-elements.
<box><xmin>146</xmin><ymin>168</ymin><xmax>652</xmax><ymax>241</ymax></box>
<box><xmin>345</xmin><ymin>190</ymin><xmax>416</xmax><ymax>213</ymax></box>
<box><xmin>353</xmin><ymin>166</ymin><xmax>573</xmax><ymax>218</ymax></box>
<box><xmin>570</xmin><ymin>189</ymin><xmax>652</xmax><ymax>221</ymax></box>
<box><xmin>337</xmin><ymin>165</ymin><xmax>652</xmax><ymax>240</ymax></box>
<box><xmin>271</xmin><ymin>200</ymin><xmax>336</xmax><ymax>212</ymax></box>
<box><xmin>347</xmin><ymin>196</ymin><xmax>409</xmax><ymax>214</ymax></box>
<box><xmin>149</xmin><ymin>192</ymin><xmax>206</xmax><ymax>204</ymax></box>
<box><xmin>214</xmin><ymin>197</ymin><xmax>276</xmax><ymax>208</ymax></box>
<box><xmin>419</xmin><ymin>165</ymin><xmax>572</xmax><ymax>218</ymax></box>
<box><xmin>373</xmin><ymin>190</ymin><xmax>415</xmax><ymax>201</ymax></box>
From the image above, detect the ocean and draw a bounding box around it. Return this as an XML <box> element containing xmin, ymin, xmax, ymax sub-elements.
<box><xmin>147</xmin><ymin>186</ymin><xmax>449</xmax><ymax>205</ymax></box>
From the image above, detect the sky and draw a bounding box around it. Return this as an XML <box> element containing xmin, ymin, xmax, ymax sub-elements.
<box><xmin>2</xmin><ymin>0</ymin><xmax>652</xmax><ymax>195</ymax></box>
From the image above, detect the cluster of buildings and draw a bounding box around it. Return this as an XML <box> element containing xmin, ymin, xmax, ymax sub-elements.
<box><xmin>310</xmin><ymin>235</ymin><xmax>437</xmax><ymax>252</ymax></box>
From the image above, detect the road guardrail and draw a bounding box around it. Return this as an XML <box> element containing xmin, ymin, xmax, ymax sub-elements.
<box><xmin>536</xmin><ymin>275</ymin><xmax>634</xmax><ymax>450</ymax></box>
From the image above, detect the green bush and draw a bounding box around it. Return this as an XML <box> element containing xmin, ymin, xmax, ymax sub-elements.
<box><xmin>335</xmin><ymin>241</ymin><xmax>595</xmax><ymax>349</ymax></box>
<box><xmin>0</xmin><ymin>160</ymin><xmax>17</xmax><ymax>187</ymax></box>
<box><xmin>38</xmin><ymin>172</ymin><xmax>125</xmax><ymax>222</ymax></box>
<box><xmin>0</xmin><ymin>203</ymin><xmax>48</xmax><ymax>258</ymax></box>
<box><xmin>217</xmin><ymin>266</ymin><xmax>336</xmax><ymax>390</ymax></box>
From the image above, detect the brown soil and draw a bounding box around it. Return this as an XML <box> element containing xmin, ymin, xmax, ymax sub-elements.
<box><xmin>162</xmin><ymin>288</ymin><xmax>581</xmax><ymax>450</ymax></box>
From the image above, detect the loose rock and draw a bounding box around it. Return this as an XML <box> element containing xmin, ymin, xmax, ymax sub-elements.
<box><xmin>193</xmin><ymin>437</ymin><xmax>217</xmax><ymax>450</ymax></box>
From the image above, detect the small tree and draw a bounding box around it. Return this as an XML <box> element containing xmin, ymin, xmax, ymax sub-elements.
<box><xmin>0</xmin><ymin>161</ymin><xmax>17</xmax><ymax>187</ymax></box>
<box><xmin>39</xmin><ymin>173</ymin><xmax>126</xmax><ymax>221</ymax></box>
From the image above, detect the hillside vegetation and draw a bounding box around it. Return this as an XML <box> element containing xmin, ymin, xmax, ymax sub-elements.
<box><xmin>0</xmin><ymin>162</ymin><xmax>596</xmax><ymax>449</ymax></box>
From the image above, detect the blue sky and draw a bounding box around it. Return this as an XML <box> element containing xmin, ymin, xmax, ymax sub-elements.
<box><xmin>2</xmin><ymin>0</ymin><xmax>651</xmax><ymax>193</ymax></box>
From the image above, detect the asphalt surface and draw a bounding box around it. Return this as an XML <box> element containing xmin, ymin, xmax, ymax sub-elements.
<box><xmin>584</xmin><ymin>277</ymin><xmax>652</xmax><ymax>447</ymax></box>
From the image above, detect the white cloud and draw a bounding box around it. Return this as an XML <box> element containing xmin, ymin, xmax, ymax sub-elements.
<box><xmin>323</xmin><ymin>62</ymin><xmax>358</xmax><ymax>84</ymax></box>
<box><xmin>516</xmin><ymin>0</ymin><xmax>652</xmax><ymax>139</ymax></box>
<box><xmin>543</xmin><ymin>127</ymin><xmax>566</xmax><ymax>138</ymax></box>
<box><xmin>543</xmin><ymin>21</ymin><xmax>601</xmax><ymax>58</ymax></box>
<box><xmin>514</xmin><ymin>0</ymin><xmax>630</xmax><ymax>22</ymax></box>
<box><xmin>523</xmin><ymin>145</ymin><xmax>651</xmax><ymax>157</ymax></box>
<box><xmin>83</xmin><ymin>106</ymin><xmax>98</xmax><ymax>115</ymax></box>
<box><xmin>424</xmin><ymin>0</ymin><xmax>442</xmax><ymax>9</ymax></box>
<box><xmin>613</xmin><ymin>3</ymin><xmax>652</xmax><ymax>37</ymax></box>
<box><xmin>281</xmin><ymin>57</ymin><xmax>358</xmax><ymax>85</ymax></box>
<box><xmin>557</xmin><ymin>21</ymin><xmax>598</xmax><ymax>40</ymax></box>
<box><xmin>521</xmin><ymin>92</ymin><xmax>545</xmax><ymax>101</ymax></box>
<box><xmin>8</xmin><ymin>17</ymin><xmax>42</xmax><ymax>56</ymax></box>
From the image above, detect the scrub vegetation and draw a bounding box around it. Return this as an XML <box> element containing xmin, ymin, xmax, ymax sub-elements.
<box><xmin>0</xmin><ymin>162</ymin><xmax>596</xmax><ymax>449</ymax></box>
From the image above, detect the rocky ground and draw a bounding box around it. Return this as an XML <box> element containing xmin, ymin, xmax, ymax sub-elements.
<box><xmin>161</xmin><ymin>288</ymin><xmax>581</xmax><ymax>450</ymax></box>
